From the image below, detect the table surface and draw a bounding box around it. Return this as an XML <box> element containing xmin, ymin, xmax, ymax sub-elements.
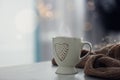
<box><xmin>0</xmin><ymin>61</ymin><xmax>106</xmax><ymax>80</ymax></box>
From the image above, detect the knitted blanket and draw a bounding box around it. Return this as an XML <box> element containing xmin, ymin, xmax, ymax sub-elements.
<box><xmin>52</xmin><ymin>44</ymin><xmax>120</xmax><ymax>79</ymax></box>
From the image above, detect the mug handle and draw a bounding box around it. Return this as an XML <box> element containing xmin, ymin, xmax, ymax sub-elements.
<box><xmin>80</xmin><ymin>41</ymin><xmax>92</xmax><ymax>60</ymax></box>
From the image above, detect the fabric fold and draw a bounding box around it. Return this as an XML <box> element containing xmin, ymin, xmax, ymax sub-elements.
<box><xmin>84</xmin><ymin>54</ymin><xmax>120</xmax><ymax>79</ymax></box>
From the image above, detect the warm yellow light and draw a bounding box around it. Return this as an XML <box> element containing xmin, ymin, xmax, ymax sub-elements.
<box><xmin>38</xmin><ymin>2</ymin><xmax>53</xmax><ymax>19</ymax></box>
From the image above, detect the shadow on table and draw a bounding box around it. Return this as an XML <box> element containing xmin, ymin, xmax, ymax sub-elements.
<box><xmin>84</xmin><ymin>75</ymin><xmax>108</xmax><ymax>80</ymax></box>
<box><xmin>54</xmin><ymin>68</ymin><xmax>108</xmax><ymax>80</ymax></box>
<box><xmin>54</xmin><ymin>75</ymin><xmax>80</xmax><ymax>80</ymax></box>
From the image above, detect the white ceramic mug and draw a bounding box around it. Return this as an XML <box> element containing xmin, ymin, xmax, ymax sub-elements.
<box><xmin>52</xmin><ymin>37</ymin><xmax>92</xmax><ymax>75</ymax></box>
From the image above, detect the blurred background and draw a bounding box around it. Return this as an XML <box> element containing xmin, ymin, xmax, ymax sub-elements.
<box><xmin>0</xmin><ymin>0</ymin><xmax>37</xmax><ymax>67</ymax></box>
<box><xmin>0</xmin><ymin>0</ymin><xmax>85</xmax><ymax>67</ymax></box>
<box><xmin>0</xmin><ymin>0</ymin><xmax>120</xmax><ymax>67</ymax></box>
